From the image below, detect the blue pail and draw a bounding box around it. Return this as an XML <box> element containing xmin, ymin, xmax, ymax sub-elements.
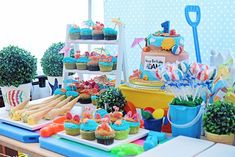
<box><xmin>167</xmin><ymin>102</ymin><xmax>205</xmax><ymax>138</ymax></box>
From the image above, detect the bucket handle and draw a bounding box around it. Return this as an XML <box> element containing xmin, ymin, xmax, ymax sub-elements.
<box><xmin>167</xmin><ymin>102</ymin><xmax>205</xmax><ymax>129</ymax></box>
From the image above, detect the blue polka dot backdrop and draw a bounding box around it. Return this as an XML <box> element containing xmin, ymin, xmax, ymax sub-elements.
<box><xmin>104</xmin><ymin>0</ymin><xmax>235</xmax><ymax>74</ymax></box>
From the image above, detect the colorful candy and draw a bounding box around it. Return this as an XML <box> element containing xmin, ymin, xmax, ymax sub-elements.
<box><xmin>196</xmin><ymin>70</ymin><xmax>209</xmax><ymax>82</ymax></box>
<box><xmin>161</xmin><ymin>71</ymin><xmax>172</xmax><ymax>82</ymax></box>
<box><xmin>208</xmin><ymin>68</ymin><xmax>217</xmax><ymax>80</ymax></box>
<box><xmin>178</xmin><ymin>61</ymin><xmax>189</xmax><ymax>74</ymax></box>
<box><xmin>172</xmin><ymin>69</ymin><xmax>184</xmax><ymax>81</ymax></box>
<box><xmin>190</xmin><ymin>62</ymin><xmax>200</xmax><ymax>76</ymax></box>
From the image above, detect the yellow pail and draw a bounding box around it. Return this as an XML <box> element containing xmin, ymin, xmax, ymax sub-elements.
<box><xmin>119</xmin><ymin>85</ymin><xmax>174</xmax><ymax>109</ymax></box>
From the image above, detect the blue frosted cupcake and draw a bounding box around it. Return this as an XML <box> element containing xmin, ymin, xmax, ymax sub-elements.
<box><xmin>112</xmin><ymin>120</ymin><xmax>130</xmax><ymax>140</ymax></box>
<box><xmin>54</xmin><ymin>88</ymin><xmax>66</xmax><ymax>95</ymax></box>
<box><xmin>66</xmin><ymin>91</ymin><xmax>79</xmax><ymax>98</ymax></box>
<box><xmin>69</xmin><ymin>25</ymin><xmax>80</xmax><ymax>40</ymax></box>
<box><xmin>63</xmin><ymin>57</ymin><xmax>77</xmax><ymax>69</ymax></box>
<box><xmin>80</xmin><ymin>119</ymin><xmax>98</xmax><ymax>140</ymax></box>
<box><xmin>92</xmin><ymin>22</ymin><xmax>104</xmax><ymax>40</ymax></box>
<box><xmin>64</xmin><ymin>113</ymin><xmax>81</xmax><ymax>136</ymax></box>
<box><xmin>112</xmin><ymin>56</ymin><xmax>117</xmax><ymax>70</ymax></box>
<box><xmin>91</xmin><ymin>95</ymin><xmax>98</xmax><ymax>105</ymax></box>
<box><xmin>95</xmin><ymin>109</ymin><xmax>108</xmax><ymax>118</ymax></box>
<box><xmin>76</xmin><ymin>57</ymin><xmax>89</xmax><ymax>70</ymax></box>
<box><xmin>103</xmin><ymin>28</ymin><xmax>117</xmax><ymax>40</ymax></box>
<box><xmin>80</xmin><ymin>28</ymin><xmax>92</xmax><ymax>40</ymax></box>
<box><xmin>99</xmin><ymin>61</ymin><xmax>113</xmax><ymax>72</ymax></box>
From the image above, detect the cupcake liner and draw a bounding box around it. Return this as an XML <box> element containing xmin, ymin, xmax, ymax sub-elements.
<box><xmin>115</xmin><ymin>129</ymin><xmax>130</xmax><ymax>140</ymax></box>
<box><xmin>65</xmin><ymin>63</ymin><xmax>76</xmax><ymax>69</ymax></box>
<box><xmin>80</xmin><ymin>35</ymin><xmax>92</xmax><ymax>40</ymax></box>
<box><xmin>69</xmin><ymin>33</ymin><xmax>81</xmax><ymax>40</ymax></box>
<box><xmin>87</xmin><ymin>65</ymin><xmax>100</xmax><ymax>71</ymax></box>
<box><xmin>129</xmin><ymin>126</ymin><xmax>139</xmax><ymax>134</ymax></box>
<box><xmin>76</xmin><ymin>63</ymin><xmax>87</xmax><ymax>70</ymax></box>
<box><xmin>112</xmin><ymin>63</ymin><xmax>117</xmax><ymax>70</ymax></box>
<box><xmin>96</xmin><ymin>138</ymin><xmax>114</xmax><ymax>145</ymax></box>
<box><xmin>99</xmin><ymin>65</ymin><xmax>113</xmax><ymax>72</ymax></box>
<box><xmin>80</xmin><ymin>130</ymin><xmax>96</xmax><ymax>140</ymax></box>
<box><xmin>104</xmin><ymin>35</ymin><xmax>117</xmax><ymax>40</ymax></box>
<box><xmin>65</xmin><ymin>128</ymin><xmax>80</xmax><ymax>136</ymax></box>
<box><xmin>79</xmin><ymin>98</ymin><xmax>92</xmax><ymax>104</ymax></box>
<box><xmin>92</xmin><ymin>34</ymin><xmax>104</xmax><ymax>40</ymax></box>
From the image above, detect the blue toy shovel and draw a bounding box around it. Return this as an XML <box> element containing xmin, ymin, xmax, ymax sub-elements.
<box><xmin>185</xmin><ymin>5</ymin><xmax>202</xmax><ymax>63</ymax></box>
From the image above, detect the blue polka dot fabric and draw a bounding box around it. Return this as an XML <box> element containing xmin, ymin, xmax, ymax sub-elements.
<box><xmin>104</xmin><ymin>0</ymin><xmax>235</xmax><ymax>73</ymax></box>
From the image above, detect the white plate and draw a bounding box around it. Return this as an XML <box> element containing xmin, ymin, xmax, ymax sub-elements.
<box><xmin>0</xmin><ymin>97</ymin><xmax>55</xmax><ymax>131</ymax></box>
<box><xmin>57</xmin><ymin>128</ymin><xmax>149</xmax><ymax>151</ymax></box>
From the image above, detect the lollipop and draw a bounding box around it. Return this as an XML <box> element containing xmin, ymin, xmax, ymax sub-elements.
<box><xmin>189</xmin><ymin>62</ymin><xmax>200</xmax><ymax>76</ymax></box>
<box><xmin>161</xmin><ymin>71</ymin><xmax>172</xmax><ymax>82</ymax></box>
<box><xmin>199</xmin><ymin>64</ymin><xmax>209</xmax><ymax>71</ymax></box>
<box><xmin>156</xmin><ymin>66</ymin><xmax>164</xmax><ymax>80</ymax></box>
<box><xmin>208</xmin><ymin>67</ymin><xmax>217</xmax><ymax>80</ymax></box>
<box><xmin>196</xmin><ymin>70</ymin><xmax>209</xmax><ymax>82</ymax></box>
<box><xmin>178</xmin><ymin>61</ymin><xmax>189</xmax><ymax>74</ymax></box>
<box><xmin>171</xmin><ymin>69</ymin><xmax>184</xmax><ymax>81</ymax></box>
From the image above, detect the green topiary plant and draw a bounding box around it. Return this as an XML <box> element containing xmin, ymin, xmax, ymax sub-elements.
<box><xmin>41</xmin><ymin>42</ymin><xmax>65</xmax><ymax>77</ymax></box>
<box><xmin>203</xmin><ymin>101</ymin><xmax>235</xmax><ymax>135</ymax></box>
<box><xmin>96</xmin><ymin>87</ymin><xmax>127</xmax><ymax>113</ymax></box>
<box><xmin>0</xmin><ymin>45</ymin><xmax>37</xmax><ymax>87</ymax></box>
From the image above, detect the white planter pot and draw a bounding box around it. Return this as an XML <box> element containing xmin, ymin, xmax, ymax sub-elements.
<box><xmin>0</xmin><ymin>83</ymin><xmax>32</xmax><ymax>110</ymax></box>
<box><xmin>47</xmin><ymin>76</ymin><xmax>63</xmax><ymax>95</ymax></box>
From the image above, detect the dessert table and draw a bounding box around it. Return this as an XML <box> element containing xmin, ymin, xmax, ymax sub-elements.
<box><xmin>0</xmin><ymin>135</ymin><xmax>63</xmax><ymax>157</ymax></box>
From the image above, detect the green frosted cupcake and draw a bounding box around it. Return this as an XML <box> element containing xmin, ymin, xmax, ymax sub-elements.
<box><xmin>80</xmin><ymin>119</ymin><xmax>98</xmax><ymax>140</ymax></box>
<box><xmin>112</xmin><ymin>120</ymin><xmax>130</xmax><ymax>140</ymax></box>
<box><xmin>76</xmin><ymin>57</ymin><xmax>89</xmax><ymax>70</ymax></box>
<box><xmin>63</xmin><ymin>57</ymin><xmax>77</xmax><ymax>69</ymax></box>
<box><xmin>124</xmin><ymin>112</ymin><xmax>140</xmax><ymax>134</ymax></box>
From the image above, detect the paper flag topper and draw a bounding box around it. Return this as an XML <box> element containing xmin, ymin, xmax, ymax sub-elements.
<box><xmin>59</xmin><ymin>46</ymin><xmax>72</xmax><ymax>56</ymax></box>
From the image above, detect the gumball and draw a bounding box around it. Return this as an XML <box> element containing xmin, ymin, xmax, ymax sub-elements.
<box><xmin>208</xmin><ymin>68</ymin><xmax>217</xmax><ymax>80</ymax></box>
<box><xmin>170</xmin><ymin>29</ymin><xmax>177</xmax><ymax>36</ymax></box>
<box><xmin>161</xmin><ymin>71</ymin><xmax>172</xmax><ymax>82</ymax></box>
<box><xmin>178</xmin><ymin>61</ymin><xmax>189</xmax><ymax>74</ymax></box>
<box><xmin>144</xmin><ymin>107</ymin><xmax>155</xmax><ymax>113</ymax></box>
<box><xmin>171</xmin><ymin>45</ymin><xmax>181</xmax><ymax>55</ymax></box>
<box><xmin>152</xmin><ymin>109</ymin><xmax>164</xmax><ymax>119</ymax></box>
<box><xmin>172</xmin><ymin>69</ymin><xmax>184</xmax><ymax>81</ymax></box>
<box><xmin>197</xmin><ymin>70</ymin><xmax>209</xmax><ymax>81</ymax></box>
<box><xmin>190</xmin><ymin>62</ymin><xmax>200</xmax><ymax>76</ymax></box>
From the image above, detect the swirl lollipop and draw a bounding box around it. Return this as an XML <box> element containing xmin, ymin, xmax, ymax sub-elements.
<box><xmin>172</xmin><ymin>69</ymin><xmax>184</xmax><ymax>81</ymax></box>
<box><xmin>161</xmin><ymin>71</ymin><xmax>172</xmax><ymax>82</ymax></box>
<box><xmin>156</xmin><ymin>66</ymin><xmax>165</xmax><ymax>80</ymax></box>
<box><xmin>189</xmin><ymin>62</ymin><xmax>200</xmax><ymax>76</ymax></box>
<box><xmin>193</xmin><ymin>70</ymin><xmax>209</xmax><ymax>101</ymax></box>
<box><xmin>178</xmin><ymin>61</ymin><xmax>189</xmax><ymax>74</ymax></box>
<box><xmin>208</xmin><ymin>67</ymin><xmax>217</xmax><ymax>80</ymax></box>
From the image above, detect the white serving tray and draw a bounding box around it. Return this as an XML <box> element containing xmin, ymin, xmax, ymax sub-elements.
<box><xmin>57</xmin><ymin>128</ymin><xmax>149</xmax><ymax>151</ymax></box>
<box><xmin>0</xmin><ymin>97</ymin><xmax>54</xmax><ymax>131</ymax></box>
